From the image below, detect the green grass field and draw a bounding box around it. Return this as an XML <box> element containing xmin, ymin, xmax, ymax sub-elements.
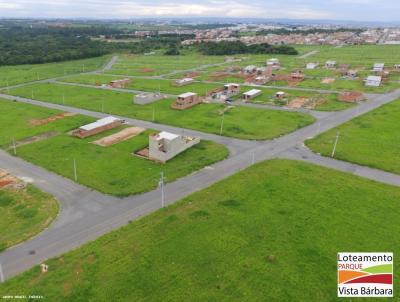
<box><xmin>0</xmin><ymin>56</ymin><xmax>111</xmax><ymax>88</ymax></box>
<box><xmin>0</xmin><ymin>99</ymin><xmax>228</xmax><ymax>196</ymax></box>
<box><xmin>306</xmin><ymin>99</ymin><xmax>400</xmax><ymax>174</ymax></box>
<box><xmin>0</xmin><ymin>159</ymin><xmax>398</xmax><ymax>301</ymax></box>
<box><xmin>0</xmin><ymin>185</ymin><xmax>58</xmax><ymax>251</ymax></box>
<box><xmin>6</xmin><ymin>83</ymin><xmax>315</xmax><ymax>140</ymax></box>
<box><xmin>106</xmin><ymin>53</ymin><xmax>226</xmax><ymax>76</ymax></box>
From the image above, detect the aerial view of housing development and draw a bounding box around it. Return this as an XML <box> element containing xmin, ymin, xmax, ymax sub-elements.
<box><xmin>0</xmin><ymin>0</ymin><xmax>399</xmax><ymax>301</ymax></box>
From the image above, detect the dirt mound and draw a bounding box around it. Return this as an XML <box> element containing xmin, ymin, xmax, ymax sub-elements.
<box><xmin>29</xmin><ymin>112</ymin><xmax>75</xmax><ymax>127</ymax></box>
<box><xmin>185</xmin><ymin>71</ymin><xmax>201</xmax><ymax>78</ymax></box>
<box><xmin>93</xmin><ymin>127</ymin><xmax>146</xmax><ymax>147</ymax></box>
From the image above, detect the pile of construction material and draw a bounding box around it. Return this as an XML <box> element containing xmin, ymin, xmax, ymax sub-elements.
<box><xmin>92</xmin><ymin>127</ymin><xmax>145</xmax><ymax>147</ymax></box>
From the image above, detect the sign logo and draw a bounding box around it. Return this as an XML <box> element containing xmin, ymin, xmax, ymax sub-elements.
<box><xmin>338</xmin><ymin>253</ymin><xmax>393</xmax><ymax>297</ymax></box>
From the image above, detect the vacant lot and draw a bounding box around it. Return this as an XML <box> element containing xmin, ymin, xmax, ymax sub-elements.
<box><xmin>61</xmin><ymin>74</ymin><xmax>222</xmax><ymax>96</ymax></box>
<box><xmin>0</xmin><ymin>159</ymin><xmax>398</xmax><ymax>301</ymax></box>
<box><xmin>307</xmin><ymin>99</ymin><xmax>400</xmax><ymax>174</ymax></box>
<box><xmin>7</xmin><ymin>83</ymin><xmax>315</xmax><ymax>140</ymax></box>
<box><xmin>0</xmin><ymin>55</ymin><xmax>111</xmax><ymax>88</ymax></box>
<box><xmin>106</xmin><ymin>53</ymin><xmax>225</xmax><ymax>76</ymax></box>
<box><xmin>0</xmin><ymin>185</ymin><xmax>58</xmax><ymax>251</ymax></box>
<box><xmin>60</xmin><ymin>74</ymin><xmax>349</xmax><ymax>111</ymax></box>
<box><xmin>0</xmin><ymin>99</ymin><xmax>228</xmax><ymax>196</ymax></box>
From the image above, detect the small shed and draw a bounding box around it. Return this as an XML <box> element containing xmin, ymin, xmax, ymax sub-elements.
<box><xmin>174</xmin><ymin>78</ymin><xmax>195</xmax><ymax>86</ymax></box>
<box><xmin>306</xmin><ymin>63</ymin><xmax>318</xmax><ymax>70</ymax></box>
<box><xmin>325</xmin><ymin>60</ymin><xmax>337</xmax><ymax>69</ymax></box>
<box><xmin>275</xmin><ymin>91</ymin><xmax>286</xmax><ymax>99</ymax></box>
<box><xmin>72</xmin><ymin>116</ymin><xmax>124</xmax><ymax>138</ymax></box>
<box><xmin>243</xmin><ymin>89</ymin><xmax>262</xmax><ymax>101</ymax></box>
<box><xmin>373</xmin><ymin>63</ymin><xmax>385</xmax><ymax>72</ymax></box>
<box><xmin>365</xmin><ymin>75</ymin><xmax>382</xmax><ymax>87</ymax></box>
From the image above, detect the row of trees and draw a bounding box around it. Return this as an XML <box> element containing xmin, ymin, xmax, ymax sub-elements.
<box><xmin>196</xmin><ymin>41</ymin><xmax>298</xmax><ymax>55</ymax></box>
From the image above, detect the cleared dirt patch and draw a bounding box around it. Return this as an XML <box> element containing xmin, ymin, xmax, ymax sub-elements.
<box><xmin>139</xmin><ymin>68</ymin><xmax>155</xmax><ymax>73</ymax></box>
<box><xmin>0</xmin><ymin>169</ymin><xmax>24</xmax><ymax>189</ymax></box>
<box><xmin>185</xmin><ymin>71</ymin><xmax>201</xmax><ymax>78</ymax></box>
<box><xmin>92</xmin><ymin>127</ymin><xmax>146</xmax><ymax>147</ymax></box>
<box><xmin>12</xmin><ymin>131</ymin><xmax>59</xmax><ymax>148</ymax></box>
<box><xmin>321</xmin><ymin>78</ymin><xmax>336</xmax><ymax>84</ymax></box>
<box><xmin>287</xmin><ymin>97</ymin><xmax>308</xmax><ymax>109</ymax></box>
<box><xmin>29</xmin><ymin>112</ymin><xmax>76</xmax><ymax>127</ymax></box>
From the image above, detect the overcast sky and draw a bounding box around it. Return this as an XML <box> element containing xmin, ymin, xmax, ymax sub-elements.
<box><xmin>0</xmin><ymin>0</ymin><xmax>399</xmax><ymax>22</ymax></box>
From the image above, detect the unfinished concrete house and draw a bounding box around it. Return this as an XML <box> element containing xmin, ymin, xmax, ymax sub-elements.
<box><xmin>394</xmin><ymin>64</ymin><xmax>400</xmax><ymax>71</ymax></box>
<box><xmin>171</xmin><ymin>92</ymin><xmax>201</xmax><ymax>110</ymax></box>
<box><xmin>243</xmin><ymin>65</ymin><xmax>257</xmax><ymax>74</ymax></box>
<box><xmin>267</xmin><ymin>58</ymin><xmax>281</xmax><ymax>70</ymax></box>
<box><xmin>254</xmin><ymin>76</ymin><xmax>269</xmax><ymax>85</ymax></box>
<box><xmin>174</xmin><ymin>78</ymin><xmax>195</xmax><ymax>86</ymax></box>
<box><xmin>275</xmin><ymin>91</ymin><xmax>286</xmax><ymax>99</ymax></box>
<box><xmin>134</xmin><ymin>92</ymin><xmax>164</xmax><ymax>105</ymax></box>
<box><xmin>72</xmin><ymin>116</ymin><xmax>124</xmax><ymax>138</ymax></box>
<box><xmin>148</xmin><ymin>131</ymin><xmax>200</xmax><ymax>163</ymax></box>
<box><xmin>325</xmin><ymin>60</ymin><xmax>337</xmax><ymax>69</ymax></box>
<box><xmin>373</xmin><ymin>63</ymin><xmax>385</xmax><ymax>72</ymax></box>
<box><xmin>365</xmin><ymin>75</ymin><xmax>382</xmax><ymax>87</ymax></box>
<box><xmin>338</xmin><ymin>91</ymin><xmax>366</xmax><ymax>103</ymax></box>
<box><xmin>224</xmin><ymin>83</ymin><xmax>240</xmax><ymax>95</ymax></box>
<box><xmin>242</xmin><ymin>89</ymin><xmax>262</xmax><ymax>102</ymax></box>
<box><xmin>109</xmin><ymin>78</ymin><xmax>131</xmax><ymax>88</ymax></box>
<box><xmin>346</xmin><ymin>70</ymin><xmax>358</xmax><ymax>78</ymax></box>
<box><xmin>339</xmin><ymin>64</ymin><xmax>350</xmax><ymax>75</ymax></box>
<box><xmin>306</xmin><ymin>62</ymin><xmax>319</xmax><ymax>70</ymax></box>
<box><xmin>291</xmin><ymin>70</ymin><xmax>305</xmax><ymax>80</ymax></box>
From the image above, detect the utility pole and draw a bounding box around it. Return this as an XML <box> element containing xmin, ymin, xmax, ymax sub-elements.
<box><xmin>12</xmin><ymin>137</ymin><xmax>17</xmax><ymax>155</ymax></box>
<box><xmin>101</xmin><ymin>101</ymin><xmax>104</xmax><ymax>113</ymax></box>
<box><xmin>31</xmin><ymin>90</ymin><xmax>34</xmax><ymax>99</ymax></box>
<box><xmin>331</xmin><ymin>131</ymin><xmax>340</xmax><ymax>158</ymax></box>
<box><xmin>152</xmin><ymin>106</ymin><xmax>155</xmax><ymax>122</ymax></box>
<box><xmin>62</xmin><ymin>94</ymin><xmax>65</xmax><ymax>105</ymax></box>
<box><xmin>160</xmin><ymin>172</ymin><xmax>165</xmax><ymax>208</ymax></box>
<box><xmin>82</xmin><ymin>64</ymin><xmax>85</xmax><ymax>73</ymax></box>
<box><xmin>252</xmin><ymin>151</ymin><xmax>255</xmax><ymax>165</ymax></box>
<box><xmin>73</xmin><ymin>158</ymin><xmax>78</xmax><ymax>181</ymax></box>
<box><xmin>0</xmin><ymin>263</ymin><xmax>4</xmax><ymax>283</ymax></box>
<box><xmin>219</xmin><ymin>112</ymin><xmax>225</xmax><ymax>136</ymax></box>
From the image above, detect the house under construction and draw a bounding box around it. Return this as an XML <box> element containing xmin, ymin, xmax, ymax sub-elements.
<box><xmin>148</xmin><ymin>131</ymin><xmax>200</xmax><ymax>163</ymax></box>
<box><xmin>171</xmin><ymin>92</ymin><xmax>201</xmax><ymax>110</ymax></box>
<box><xmin>109</xmin><ymin>78</ymin><xmax>131</xmax><ymax>88</ymax></box>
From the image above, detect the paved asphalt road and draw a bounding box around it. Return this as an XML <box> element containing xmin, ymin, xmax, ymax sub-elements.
<box><xmin>1</xmin><ymin>59</ymin><xmax>400</xmax><ymax>281</ymax></box>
